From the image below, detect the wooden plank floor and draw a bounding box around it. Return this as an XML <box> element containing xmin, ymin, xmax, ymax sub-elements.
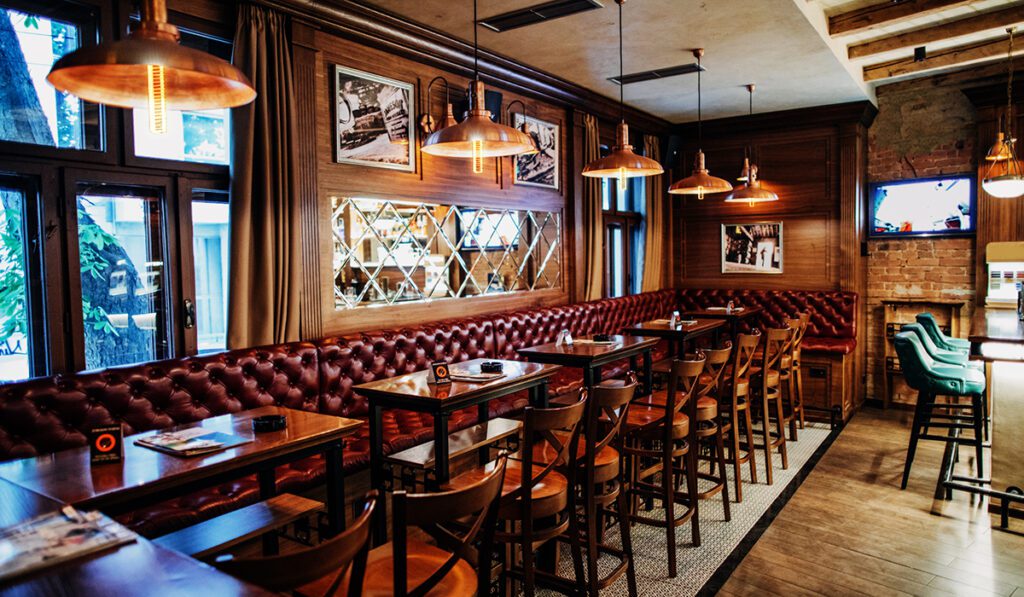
<box><xmin>721</xmin><ymin>407</ymin><xmax>1024</xmax><ymax>597</ymax></box>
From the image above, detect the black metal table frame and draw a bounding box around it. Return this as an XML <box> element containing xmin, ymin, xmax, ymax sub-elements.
<box><xmin>362</xmin><ymin>374</ymin><xmax>553</xmax><ymax>542</ymax></box>
<box><xmin>680</xmin><ymin>309</ymin><xmax>761</xmax><ymax>344</ymax></box>
<box><xmin>518</xmin><ymin>340</ymin><xmax>656</xmax><ymax>395</ymax></box>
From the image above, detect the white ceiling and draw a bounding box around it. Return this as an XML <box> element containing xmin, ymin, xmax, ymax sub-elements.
<box><xmin>366</xmin><ymin>0</ymin><xmax>872</xmax><ymax>123</ymax></box>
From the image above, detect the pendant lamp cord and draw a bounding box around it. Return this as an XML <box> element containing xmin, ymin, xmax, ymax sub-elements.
<box><xmin>619</xmin><ymin>0</ymin><xmax>624</xmax><ymax>122</ymax></box>
<box><xmin>697</xmin><ymin>52</ymin><xmax>702</xmax><ymax>150</ymax></box>
<box><xmin>1007</xmin><ymin>27</ymin><xmax>1015</xmax><ymax>135</ymax></box>
<box><xmin>747</xmin><ymin>85</ymin><xmax>753</xmax><ymax>160</ymax></box>
<box><xmin>473</xmin><ymin>0</ymin><xmax>479</xmax><ymax>80</ymax></box>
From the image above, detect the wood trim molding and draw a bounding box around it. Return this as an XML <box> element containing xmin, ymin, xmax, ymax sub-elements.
<box><xmin>256</xmin><ymin>0</ymin><xmax>669</xmax><ymax>133</ymax></box>
<box><xmin>670</xmin><ymin>101</ymin><xmax>878</xmax><ymax>139</ymax></box>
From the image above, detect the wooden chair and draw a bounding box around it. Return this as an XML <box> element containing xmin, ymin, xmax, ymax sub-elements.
<box><xmin>622</xmin><ymin>354</ymin><xmax>705</xmax><ymax>578</ymax></box>
<box><xmin>752</xmin><ymin>327</ymin><xmax>791</xmax><ymax>485</ymax></box>
<box><xmin>720</xmin><ymin>332</ymin><xmax>761</xmax><ymax>502</ymax></box>
<box><xmin>214</xmin><ymin>491</ymin><xmax>377</xmax><ymax>597</ymax></box>
<box><xmin>446</xmin><ymin>398</ymin><xmax>587</xmax><ymax>597</ymax></box>
<box><xmin>781</xmin><ymin>316</ymin><xmax>808</xmax><ymax>441</ymax></box>
<box><xmin>338</xmin><ymin>456</ymin><xmax>507</xmax><ymax>597</ymax></box>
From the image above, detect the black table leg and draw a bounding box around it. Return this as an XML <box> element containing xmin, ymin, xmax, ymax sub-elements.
<box><xmin>433</xmin><ymin>411</ymin><xmax>451</xmax><ymax>487</ymax></box>
<box><xmin>257</xmin><ymin>469</ymin><xmax>278</xmax><ymax>555</ymax></box>
<box><xmin>583</xmin><ymin>365</ymin><xmax>596</xmax><ymax>389</ymax></box>
<box><xmin>325</xmin><ymin>441</ymin><xmax>346</xmax><ymax>537</ymax></box>
<box><xmin>478</xmin><ymin>401</ymin><xmax>490</xmax><ymax>425</ymax></box>
<box><xmin>369</xmin><ymin>402</ymin><xmax>386</xmax><ymax>544</ymax></box>
<box><xmin>642</xmin><ymin>349</ymin><xmax>653</xmax><ymax>396</ymax></box>
<box><xmin>530</xmin><ymin>381</ymin><xmax>550</xmax><ymax>408</ymax></box>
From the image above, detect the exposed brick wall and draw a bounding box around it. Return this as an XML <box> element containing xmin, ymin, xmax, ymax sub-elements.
<box><xmin>866</xmin><ymin>73</ymin><xmax>979</xmax><ymax>403</ymax></box>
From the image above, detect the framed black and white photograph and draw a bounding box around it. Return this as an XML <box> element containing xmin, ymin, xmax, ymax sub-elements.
<box><xmin>333</xmin><ymin>65</ymin><xmax>415</xmax><ymax>171</ymax></box>
<box><xmin>512</xmin><ymin>114</ymin><xmax>559</xmax><ymax>190</ymax></box>
<box><xmin>721</xmin><ymin>223</ymin><xmax>783</xmax><ymax>274</ymax></box>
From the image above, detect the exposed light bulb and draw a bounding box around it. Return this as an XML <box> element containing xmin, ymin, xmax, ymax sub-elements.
<box><xmin>472</xmin><ymin>139</ymin><xmax>483</xmax><ymax>174</ymax></box>
<box><xmin>147</xmin><ymin>64</ymin><xmax>166</xmax><ymax>135</ymax></box>
<box><xmin>697</xmin><ymin>186</ymin><xmax>705</xmax><ymax>201</ymax></box>
<box><xmin>618</xmin><ymin>168</ymin><xmax>627</xmax><ymax>191</ymax></box>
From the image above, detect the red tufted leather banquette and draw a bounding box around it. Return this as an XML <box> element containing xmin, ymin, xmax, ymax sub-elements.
<box><xmin>0</xmin><ymin>288</ymin><xmax>855</xmax><ymax>537</ymax></box>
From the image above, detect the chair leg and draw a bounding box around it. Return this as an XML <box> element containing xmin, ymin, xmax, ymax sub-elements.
<box><xmin>522</xmin><ymin>516</ymin><xmax>535</xmax><ymax>597</ymax></box>
<box><xmin>775</xmin><ymin>392</ymin><xmax>789</xmax><ymax>470</ymax></box>
<box><xmin>686</xmin><ymin>445</ymin><xmax>701</xmax><ymax>547</ymax></box>
<box><xmin>743</xmin><ymin>405</ymin><xmax>758</xmax><ymax>485</ymax></box>
<box><xmin>566</xmin><ymin>479</ymin><xmax>586</xmax><ymax>597</ymax></box>
<box><xmin>729</xmin><ymin>412</ymin><xmax>743</xmax><ymax>502</ymax></box>
<box><xmin>972</xmin><ymin>393</ymin><xmax>985</xmax><ymax>480</ymax></box>
<box><xmin>901</xmin><ymin>392</ymin><xmax>928</xmax><ymax>490</ymax></box>
<box><xmin>585</xmin><ymin>482</ymin><xmax>600</xmax><ymax>597</ymax></box>
<box><xmin>786</xmin><ymin>373</ymin><xmax>798</xmax><ymax>442</ymax></box>
<box><xmin>796</xmin><ymin>365</ymin><xmax>806</xmax><ymax>430</ymax></box>
<box><xmin>716</xmin><ymin>421</ymin><xmax>731</xmax><ymax>522</ymax></box>
<box><xmin>662</xmin><ymin>441</ymin><xmax>677</xmax><ymax>578</ymax></box>
<box><xmin>616</xmin><ymin>484</ymin><xmax>638</xmax><ymax>597</ymax></box>
<box><xmin>761</xmin><ymin>393</ymin><xmax>774</xmax><ymax>486</ymax></box>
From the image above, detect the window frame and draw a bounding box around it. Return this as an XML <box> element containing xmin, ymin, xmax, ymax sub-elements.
<box><xmin>0</xmin><ymin>0</ymin><xmax>116</xmax><ymax>163</ymax></box>
<box><xmin>177</xmin><ymin>175</ymin><xmax>229</xmax><ymax>355</ymax></box>
<box><xmin>601</xmin><ymin>173</ymin><xmax>643</xmax><ymax>298</ymax></box>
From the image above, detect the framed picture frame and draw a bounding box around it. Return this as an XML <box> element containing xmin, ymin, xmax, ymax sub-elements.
<box><xmin>721</xmin><ymin>222</ymin><xmax>783</xmax><ymax>274</ymax></box>
<box><xmin>333</xmin><ymin>65</ymin><xmax>415</xmax><ymax>171</ymax></box>
<box><xmin>512</xmin><ymin>114</ymin><xmax>559</xmax><ymax>190</ymax></box>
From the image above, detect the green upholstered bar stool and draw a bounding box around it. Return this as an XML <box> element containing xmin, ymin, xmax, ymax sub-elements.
<box><xmin>902</xmin><ymin>322</ymin><xmax>987</xmax><ymax>442</ymax></box>
<box><xmin>893</xmin><ymin>331</ymin><xmax>986</xmax><ymax>490</ymax></box>
<box><xmin>916</xmin><ymin>312</ymin><xmax>971</xmax><ymax>353</ymax></box>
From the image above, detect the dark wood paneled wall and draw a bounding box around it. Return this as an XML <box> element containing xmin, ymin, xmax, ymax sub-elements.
<box><xmin>668</xmin><ymin>102</ymin><xmax>875</xmax><ymax>406</ymax></box>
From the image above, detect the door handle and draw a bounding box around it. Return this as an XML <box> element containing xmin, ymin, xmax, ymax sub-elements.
<box><xmin>183</xmin><ymin>298</ymin><xmax>195</xmax><ymax>329</ymax></box>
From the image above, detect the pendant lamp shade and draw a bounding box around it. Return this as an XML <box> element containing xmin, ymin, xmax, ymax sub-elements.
<box><xmin>668</xmin><ymin>49</ymin><xmax>732</xmax><ymax>199</ymax></box>
<box><xmin>668</xmin><ymin>150</ymin><xmax>733</xmax><ymax>199</ymax></box>
<box><xmin>981</xmin><ymin>27</ymin><xmax>1024</xmax><ymax>199</ymax></box>
<box><xmin>581</xmin><ymin>0</ymin><xmax>663</xmax><ymax>188</ymax></box>
<box><xmin>725</xmin><ymin>164</ymin><xmax>778</xmax><ymax>204</ymax></box>
<box><xmin>46</xmin><ymin>0</ymin><xmax>254</xmax><ymax>134</ymax></box>
<box><xmin>583</xmin><ymin>122</ymin><xmax>663</xmax><ymax>189</ymax></box>
<box><xmin>421</xmin><ymin>81</ymin><xmax>535</xmax><ymax>159</ymax></box>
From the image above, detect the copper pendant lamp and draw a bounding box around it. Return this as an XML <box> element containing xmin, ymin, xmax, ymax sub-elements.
<box><xmin>46</xmin><ymin>0</ymin><xmax>255</xmax><ymax>135</ymax></box>
<box><xmin>581</xmin><ymin>0</ymin><xmax>664</xmax><ymax>191</ymax></box>
<box><xmin>736</xmin><ymin>84</ymin><xmax>756</xmax><ymax>182</ymax></box>
<box><xmin>726</xmin><ymin>84</ymin><xmax>778</xmax><ymax>205</ymax></box>
<box><xmin>420</xmin><ymin>0</ymin><xmax>534</xmax><ymax>171</ymax></box>
<box><xmin>982</xmin><ymin>28</ymin><xmax>1024</xmax><ymax>199</ymax></box>
<box><xmin>668</xmin><ymin>49</ymin><xmax>732</xmax><ymax>199</ymax></box>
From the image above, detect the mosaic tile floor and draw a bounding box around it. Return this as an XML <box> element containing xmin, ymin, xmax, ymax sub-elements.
<box><xmin>538</xmin><ymin>421</ymin><xmax>836</xmax><ymax>596</ymax></box>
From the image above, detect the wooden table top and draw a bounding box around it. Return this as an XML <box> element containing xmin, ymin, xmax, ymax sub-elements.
<box><xmin>679</xmin><ymin>306</ymin><xmax>763</xmax><ymax>320</ymax></box>
<box><xmin>0</xmin><ymin>479</ymin><xmax>270</xmax><ymax>596</ymax></box>
<box><xmin>968</xmin><ymin>307</ymin><xmax>1024</xmax><ymax>345</ymax></box>
<box><xmin>622</xmin><ymin>318</ymin><xmax>726</xmax><ymax>338</ymax></box>
<box><xmin>352</xmin><ymin>358</ymin><xmax>560</xmax><ymax>408</ymax></box>
<box><xmin>517</xmin><ymin>335</ymin><xmax>659</xmax><ymax>366</ymax></box>
<box><xmin>0</xmin><ymin>406</ymin><xmax>362</xmax><ymax>511</ymax></box>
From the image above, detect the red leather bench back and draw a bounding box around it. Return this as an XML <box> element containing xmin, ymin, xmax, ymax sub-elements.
<box><xmin>0</xmin><ymin>343</ymin><xmax>321</xmax><ymax>460</ymax></box>
<box><xmin>674</xmin><ymin>288</ymin><xmax>857</xmax><ymax>339</ymax></box>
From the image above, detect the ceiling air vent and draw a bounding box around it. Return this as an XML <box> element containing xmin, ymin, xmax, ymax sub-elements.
<box><xmin>609</xmin><ymin>63</ymin><xmax>705</xmax><ymax>86</ymax></box>
<box><xmin>478</xmin><ymin>0</ymin><xmax>603</xmax><ymax>33</ymax></box>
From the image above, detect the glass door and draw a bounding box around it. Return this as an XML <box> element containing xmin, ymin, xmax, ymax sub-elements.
<box><xmin>0</xmin><ymin>175</ymin><xmax>45</xmax><ymax>380</ymax></box>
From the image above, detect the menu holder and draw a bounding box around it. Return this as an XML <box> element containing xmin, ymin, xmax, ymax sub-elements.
<box><xmin>134</xmin><ymin>428</ymin><xmax>250</xmax><ymax>457</ymax></box>
<box><xmin>449</xmin><ymin>372</ymin><xmax>506</xmax><ymax>383</ymax></box>
<box><xmin>0</xmin><ymin>506</ymin><xmax>136</xmax><ymax>582</ymax></box>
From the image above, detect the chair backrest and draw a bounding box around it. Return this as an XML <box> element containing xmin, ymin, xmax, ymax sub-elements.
<box><xmin>784</xmin><ymin>318</ymin><xmax>804</xmax><ymax>364</ymax></box>
<box><xmin>761</xmin><ymin>327</ymin><xmax>791</xmax><ymax>377</ymax></box>
<box><xmin>916</xmin><ymin>312</ymin><xmax>952</xmax><ymax>350</ymax></box>
<box><xmin>215</xmin><ymin>491</ymin><xmax>378</xmax><ymax>596</ymax></box>
<box><xmin>901</xmin><ymin>322</ymin><xmax>962</xmax><ymax>365</ymax></box>
<box><xmin>392</xmin><ymin>453</ymin><xmax>508</xmax><ymax>597</ymax></box>
<box><xmin>515</xmin><ymin>395</ymin><xmax>588</xmax><ymax>507</ymax></box>
<box><xmin>893</xmin><ymin>331</ymin><xmax>939</xmax><ymax>393</ymax></box>
<box><xmin>788</xmin><ymin>315</ymin><xmax>808</xmax><ymax>357</ymax></box>
<box><xmin>694</xmin><ymin>342</ymin><xmax>733</xmax><ymax>399</ymax></box>
<box><xmin>664</xmin><ymin>354</ymin><xmax>706</xmax><ymax>416</ymax></box>
<box><xmin>726</xmin><ymin>330</ymin><xmax>761</xmax><ymax>400</ymax></box>
<box><xmin>583</xmin><ymin>375</ymin><xmax>637</xmax><ymax>482</ymax></box>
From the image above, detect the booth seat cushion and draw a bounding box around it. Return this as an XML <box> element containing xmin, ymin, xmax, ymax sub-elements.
<box><xmin>801</xmin><ymin>337</ymin><xmax>857</xmax><ymax>355</ymax></box>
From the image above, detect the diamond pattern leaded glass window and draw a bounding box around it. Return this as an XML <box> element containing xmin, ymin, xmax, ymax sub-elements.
<box><xmin>331</xmin><ymin>197</ymin><xmax>562</xmax><ymax>309</ymax></box>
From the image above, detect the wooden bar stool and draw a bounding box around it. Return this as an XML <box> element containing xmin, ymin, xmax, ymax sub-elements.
<box><xmin>621</xmin><ymin>355</ymin><xmax>705</xmax><ymax>578</ymax></box>
<box><xmin>780</xmin><ymin>317</ymin><xmax>808</xmax><ymax>441</ymax></box>
<box><xmin>720</xmin><ymin>331</ymin><xmax>760</xmax><ymax>502</ymax></box>
<box><xmin>446</xmin><ymin>398</ymin><xmax>587</xmax><ymax>597</ymax></box>
<box><xmin>533</xmin><ymin>378</ymin><xmax>638</xmax><ymax>596</ymax></box>
<box><xmin>752</xmin><ymin>327</ymin><xmax>790</xmax><ymax>485</ymax></box>
<box><xmin>636</xmin><ymin>344</ymin><xmax>732</xmax><ymax>520</ymax></box>
<box><xmin>215</xmin><ymin>491</ymin><xmax>378</xmax><ymax>596</ymax></box>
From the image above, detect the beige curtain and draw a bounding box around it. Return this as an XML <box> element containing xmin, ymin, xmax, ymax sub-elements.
<box><xmin>227</xmin><ymin>4</ymin><xmax>301</xmax><ymax>348</ymax></box>
<box><xmin>641</xmin><ymin>134</ymin><xmax>665</xmax><ymax>291</ymax></box>
<box><xmin>582</xmin><ymin>113</ymin><xmax>604</xmax><ymax>301</ymax></box>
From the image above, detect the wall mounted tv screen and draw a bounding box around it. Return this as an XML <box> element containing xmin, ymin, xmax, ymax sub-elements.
<box><xmin>869</xmin><ymin>175</ymin><xmax>974</xmax><ymax>238</ymax></box>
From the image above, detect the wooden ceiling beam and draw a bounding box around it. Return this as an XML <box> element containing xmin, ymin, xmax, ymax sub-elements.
<box><xmin>863</xmin><ymin>33</ymin><xmax>1021</xmax><ymax>82</ymax></box>
<box><xmin>849</xmin><ymin>4</ymin><xmax>1024</xmax><ymax>59</ymax></box>
<box><xmin>829</xmin><ymin>0</ymin><xmax>974</xmax><ymax>37</ymax></box>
